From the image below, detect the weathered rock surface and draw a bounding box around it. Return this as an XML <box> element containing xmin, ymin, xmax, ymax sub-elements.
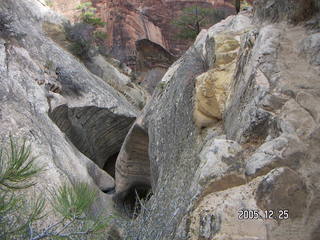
<box><xmin>135</xmin><ymin>39</ymin><xmax>177</xmax><ymax>93</ymax></box>
<box><xmin>115</xmin><ymin>1</ymin><xmax>320</xmax><ymax>239</ymax></box>
<box><xmin>253</xmin><ymin>0</ymin><xmax>314</xmax><ymax>23</ymax></box>
<box><xmin>194</xmin><ymin>32</ymin><xmax>241</xmax><ymax>127</ymax></box>
<box><xmin>85</xmin><ymin>54</ymin><xmax>149</xmax><ymax>109</ymax></box>
<box><xmin>255</xmin><ymin>167</ymin><xmax>308</xmax><ymax>219</ymax></box>
<box><xmin>114</xmin><ymin>122</ymin><xmax>151</xmax><ymax>215</ymax></box>
<box><xmin>93</xmin><ymin>0</ymin><xmax>236</xmax><ymax>62</ymax></box>
<box><xmin>41</xmin><ymin>19</ymin><xmax>150</xmax><ymax>109</ymax></box>
<box><xmin>0</xmin><ymin>0</ymin><xmax>141</xmax><ymax>219</ymax></box>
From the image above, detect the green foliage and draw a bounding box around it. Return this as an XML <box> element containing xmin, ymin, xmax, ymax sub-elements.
<box><xmin>69</xmin><ymin>38</ymin><xmax>92</xmax><ymax>59</ymax></box>
<box><xmin>0</xmin><ymin>12</ymin><xmax>14</xmax><ymax>38</ymax></box>
<box><xmin>172</xmin><ymin>5</ymin><xmax>225</xmax><ymax>40</ymax></box>
<box><xmin>0</xmin><ymin>138</ymin><xmax>42</xmax><ymax>190</ymax></box>
<box><xmin>76</xmin><ymin>2</ymin><xmax>93</xmax><ymax>10</ymax></box>
<box><xmin>157</xmin><ymin>81</ymin><xmax>167</xmax><ymax>91</ymax></box>
<box><xmin>0</xmin><ymin>137</ymin><xmax>44</xmax><ymax>239</ymax></box>
<box><xmin>76</xmin><ymin>2</ymin><xmax>106</xmax><ymax>27</ymax></box>
<box><xmin>94</xmin><ymin>31</ymin><xmax>107</xmax><ymax>41</ymax></box>
<box><xmin>51</xmin><ymin>182</ymin><xmax>97</xmax><ymax>219</ymax></box>
<box><xmin>0</xmin><ymin>138</ymin><xmax>110</xmax><ymax>240</ymax></box>
<box><xmin>235</xmin><ymin>0</ymin><xmax>241</xmax><ymax>13</ymax></box>
<box><xmin>64</xmin><ymin>2</ymin><xmax>109</xmax><ymax>59</ymax></box>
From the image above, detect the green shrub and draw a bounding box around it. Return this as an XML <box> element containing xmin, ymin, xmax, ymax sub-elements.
<box><xmin>94</xmin><ymin>31</ymin><xmax>107</xmax><ymax>41</ymax></box>
<box><xmin>64</xmin><ymin>2</ymin><xmax>108</xmax><ymax>59</ymax></box>
<box><xmin>76</xmin><ymin>2</ymin><xmax>106</xmax><ymax>27</ymax></box>
<box><xmin>0</xmin><ymin>137</ymin><xmax>110</xmax><ymax>239</ymax></box>
<box><xmin>0</xmin><ymin>12</ymin><xmax>14</xmax><ymax>37</ymax></box>
<box><xmin>69</xmin><ymin>38</ymin><xmax>92</xmax><ymax>59</ymax></box>
<box><xmin>64</xmin><ymin>22</ymin><xmax>94</xmax><ymax>59</ymax></box>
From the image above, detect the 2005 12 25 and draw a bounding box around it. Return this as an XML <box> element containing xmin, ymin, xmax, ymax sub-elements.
<box><xmin>238</xmin><ymin>209</ymin><xmax>289</xmax><ymax>220</ymax></box>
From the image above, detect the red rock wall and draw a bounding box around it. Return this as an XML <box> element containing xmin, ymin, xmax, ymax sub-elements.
<box><xmin>91</xmin><ymin>0</ymin><xmax>235</xmax><ymax>62</ymax></box>
<box><xmin>52</xmin><ymin>0</ymin><xmax>236</xmax><ymax>62</ymax></box>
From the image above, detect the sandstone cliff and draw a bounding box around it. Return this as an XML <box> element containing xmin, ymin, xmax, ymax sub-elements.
<box><xmin>48</xmin><ymin>0</ymin><xmax>237</xmax><ymax>94</ymax></box>
<box><xmin>1</xmin><ymin>0</ymin><xmax>320</xmax><ymax>240</ymax></box>
<box><xmin>50</xmin><ymin>0</ymin><xmax>236</xmax><ymax>61</ymax></box>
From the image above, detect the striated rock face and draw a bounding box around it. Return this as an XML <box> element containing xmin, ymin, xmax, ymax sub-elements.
<box><xmin>49</xmin><ymin>105</ymin><xmax>136</xmax><ymax>170</ymax></box>
<box><xmin>114</xmin><ymin>122</ymin><xmax>151</xmax><ymax>215</ymax></box>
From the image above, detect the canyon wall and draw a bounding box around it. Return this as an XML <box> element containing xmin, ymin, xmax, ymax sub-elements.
<box><xmin>51</xmin><ymin>0</ymin><xmax>236</xmax><ymax>63</ymax></box>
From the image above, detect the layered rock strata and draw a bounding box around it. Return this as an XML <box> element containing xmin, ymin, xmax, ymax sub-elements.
<box><xmin>114</xmin><ymin>122</ymin><xmax>151</xmax><ymax>216</ymax></box>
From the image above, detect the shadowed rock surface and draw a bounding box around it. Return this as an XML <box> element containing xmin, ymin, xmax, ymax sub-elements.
<box><xmin>49</xmin><ymin>105</ymin><xmax>136</xmax><ymax>169</ymax></box>
<box><xmin>114</xmin><ymin>122</ymin><xmax>151</xmax><ymax>216</ymax></box>
<box><xmin>136</xmin><ymin>39</ymin><xmax>177</xmax><ymax>93</ymax></box>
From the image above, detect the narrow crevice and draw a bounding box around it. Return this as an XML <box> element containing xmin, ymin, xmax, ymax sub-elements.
<box><xmin>4</xmin><ymin>41</ymin><xmax>10</xmax><ymax>76</ymax></box>
<box><xmin>103</xmin><ymin>152</ymin><xmax>119</xmax><ymax>179</ymax></box>
<box><xmin>113</xmin><ymin>123</ymin><xmax>152</xmax><ymax>218</ymax></box>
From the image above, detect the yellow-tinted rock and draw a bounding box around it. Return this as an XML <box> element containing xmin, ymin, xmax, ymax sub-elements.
<box><xmin>194</xmin><ymin>33</ymin><xmax>241</xmax><ymax>128</ymax></box>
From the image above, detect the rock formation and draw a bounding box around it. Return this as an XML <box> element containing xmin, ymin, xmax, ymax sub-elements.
<box><xmin>1</xmin><ymin>0</ymin><xmax>320</xmax><ymax>239</ymax></box>
<box><xmin>50</xmin><ymin>0</ymin><xmax>236</xmax><ymax>61</ymax></box>
<box><xmin>114</xmin><ymin>1</ymin><xmax>320</xmax><ymax>240</ymax></box>
<box><xmin>135</xmin><ymin>39</ymin><xmax>177</xmax><ymax>93</ymax></box>
<box><xmin>48</xmin><ymin>0</ymin><xmax>237</xmax><ymax>92</ymax></box>
<box><xmin>0</xmin><ymin>0</ymin><xmax>142</xmax><ymax>217</ymax></box>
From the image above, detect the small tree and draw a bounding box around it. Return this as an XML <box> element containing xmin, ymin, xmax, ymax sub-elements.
<box><xmin>0</xmin><ymin>137</ymin><xmax>111</xmax><ymax>240</ymax></box>
<box><xmin>76</xmin><ymin>2</ymin><xmax>106</xmax><ymax>27</ymax></box>
<box><xmin>64</xmin><ymin>2</ymin><xmax>108</xmax><ymax>59</ymax></box>
<box><xmin>172</xmin><ymin>5</ymin><xmax>225</xmax><ymax>40</ymax></box>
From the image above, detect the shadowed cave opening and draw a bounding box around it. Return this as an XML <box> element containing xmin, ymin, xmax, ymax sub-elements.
<box><xmin>48</xmin><ymin>105</ymin><xmax>136</xmax><ymax>193</ymax></box>
<box><xmin>123</xmin><ymin>183</ymin><xmax>152</xmax><ymax>218</ymax></box>
<box><xmin>103</xmin><ymin>152</ymin><xmax>118</xmax><ymax>179</ymax></box>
